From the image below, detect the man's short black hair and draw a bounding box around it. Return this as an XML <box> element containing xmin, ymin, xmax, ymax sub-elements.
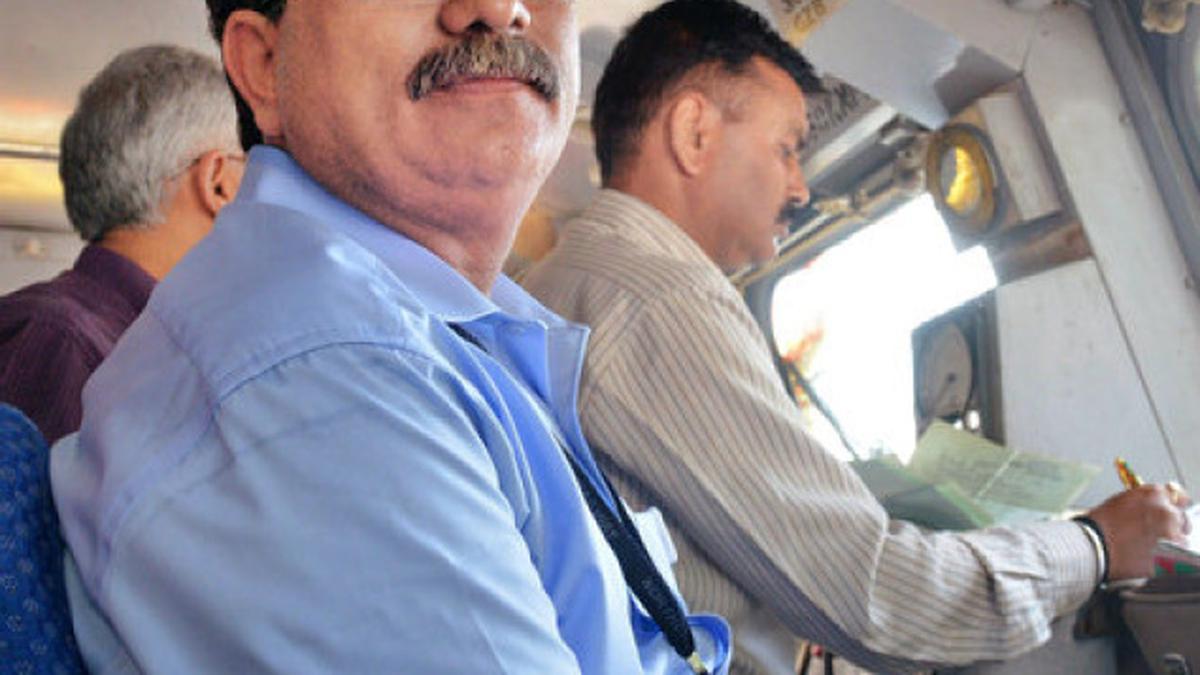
<box><xmin>205</xmin><ymin>0</ymin><xmax>288</xmax><ymax>150</ymax></box>
<box><xmin>592</xmin><ymin>0</ymin><xmax>821</xmax><ymax>183</ymax></box>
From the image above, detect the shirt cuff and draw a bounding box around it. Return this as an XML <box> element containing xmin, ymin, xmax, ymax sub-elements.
<box><xmin>1020</xmin><ymin>519</ymin><xmax>1103</xmax><ymax>616</ymax></box>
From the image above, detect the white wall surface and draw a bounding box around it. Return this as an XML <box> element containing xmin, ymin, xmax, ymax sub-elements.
<box><xmin>1022</xmin><ymin>5</ymin><xmax>1200</xmax><ymax>487</ymax></box>
<box><xmin>0</xmin><ymin>228</ymin><xmax>81</xmax><ymax>295</ymax></box>
<box><xmin>798</xmin><ymin>0</ymin><xmax>1035</xmax><ymax>127</ymax></box>
<box><xmin>996</xmin><ymin>259</ymin><xmax>1179</xmax><ymax>506</ymax></box>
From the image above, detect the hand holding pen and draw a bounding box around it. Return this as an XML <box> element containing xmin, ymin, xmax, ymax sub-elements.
<box><xmin>1115</xmin><ymin>457</ymin><xmax>1192</xmax><ymax>546</ymax></box>
<box><xmin>1078</xmin><ymin>458</ymin><xmax>1191</xmax><ymax>580</ymax></box>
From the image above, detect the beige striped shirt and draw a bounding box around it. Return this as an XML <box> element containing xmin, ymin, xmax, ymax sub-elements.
<box><xmin>521</xmin><ymin>189</ymin><xmax>1100</xmax><ymax>674</ymax></box>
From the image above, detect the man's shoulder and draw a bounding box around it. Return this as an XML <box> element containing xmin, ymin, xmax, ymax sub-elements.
<box><xmin>0</xmin><ymin>273</ymin><xmax>110</xmax><ymax>349</ymax></box>
<box><xmin>525</xmin><ymin>223</ymin><xmax>730</xmax><ymax>334</ymax></box>
<box><xmin>1</xmin><ymin>269</ymin><xmax>81</xmax><ymax>316</ymax></box>
<box><xmin>140</xmin><ymin>202</ymin><xmax>446</xmax><ymax>397</ymax></box>
<box><xmin>530</xmin><ymin>223</ymin><xmax>715</xmax><ymax>301</ymax></box>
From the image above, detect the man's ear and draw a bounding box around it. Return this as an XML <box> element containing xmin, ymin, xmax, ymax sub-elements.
<box><xmin>664</xmin><ymin>91</ymin><xmax>722</xmax><ymax>178</ymax></box>
<box><xmin>192</xmin><ymin>150</ymin><xmax>244</xmax><ymax>218</ymax></box>
<box><xmin>223</xmin><ymin>9</ymin><xmax>283</xmax><ymax>141</ymax></box>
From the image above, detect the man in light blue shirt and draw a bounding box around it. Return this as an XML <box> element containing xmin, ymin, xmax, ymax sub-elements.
<box><xmin>51</xmin><ymin>1</ymin><xmax>729</xmax><ymax>672</ymax></box>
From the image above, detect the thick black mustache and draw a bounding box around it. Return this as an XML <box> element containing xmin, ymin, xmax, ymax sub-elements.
<box><xmin>407</xmin><ymin>34</ymin><xmax>560</xmax><ymax>102</ymax></box>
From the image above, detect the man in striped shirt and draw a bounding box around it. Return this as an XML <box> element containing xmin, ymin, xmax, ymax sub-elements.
<box><xmin>522</xmin><ymin>1</ymin><xmax>1190</xmax><ymax>672</ymax></box>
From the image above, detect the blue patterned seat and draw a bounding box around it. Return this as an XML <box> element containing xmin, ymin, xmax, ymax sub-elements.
<box><xmin>0</xmin><ymin>404</ymin><xmax>84</xmax><ymax>674</ymax></box>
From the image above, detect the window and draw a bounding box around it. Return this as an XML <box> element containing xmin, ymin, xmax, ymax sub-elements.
<box><xmin>770</xmin><ymin>194</ymin><xmax>997</xmax><ymax>462</ymax></box>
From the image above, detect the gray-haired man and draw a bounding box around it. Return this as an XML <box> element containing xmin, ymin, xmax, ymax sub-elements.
<box><xmin>0</xmin><ymin>44</ymin><xmax>243</xmax><ymax>444</ymax></box>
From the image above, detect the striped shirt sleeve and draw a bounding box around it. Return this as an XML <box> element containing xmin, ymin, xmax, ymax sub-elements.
<box><xmin>579</xmin><ymin>280</ymin><xmax>1099</xmax><ymax>671</ymax></box>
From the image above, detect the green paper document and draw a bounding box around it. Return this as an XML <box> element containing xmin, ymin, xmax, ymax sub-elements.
<box><xmin>851</xmin><ymin>422</ymin><xmax>1100</xmax><ymax>531</ymax></box>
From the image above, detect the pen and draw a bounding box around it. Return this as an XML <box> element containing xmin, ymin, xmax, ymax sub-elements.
<box><xmin>1115</xmin><ymin>457</ymin><xmax>1143</xmax><ymax>489</ymax></box>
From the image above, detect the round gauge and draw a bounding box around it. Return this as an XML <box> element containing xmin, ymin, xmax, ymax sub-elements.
<box><xmin>925</xmin><ymin>124</ymin><xmax>1002</xmax><ymax>239</ymax></box>
<box><xmin>915</xmin><ymin>322</ymin><xmax>974</xmax><ymax>422</ymax></box>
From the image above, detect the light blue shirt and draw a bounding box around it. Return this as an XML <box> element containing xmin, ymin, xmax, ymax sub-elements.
<box><xmin>51</xmin><ymin>147</ymin><xmax>730</xmax><ymax>674</ymax></box>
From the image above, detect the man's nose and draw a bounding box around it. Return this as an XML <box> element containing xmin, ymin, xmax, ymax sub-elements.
<box><xmin>789</xmin><ymin>166</ymin><xmax>811</xmax><ymax>207</ymax></box>
<box><xmin>440</xmin><ymin>0</ymin><xmax>532</xmax><ymax>35</ymax></box>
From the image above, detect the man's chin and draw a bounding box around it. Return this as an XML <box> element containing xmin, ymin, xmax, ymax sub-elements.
<box><xmin>758</xmin><ymin>242</ymin><xmax>785</xmax><ymax>265</ymax></box>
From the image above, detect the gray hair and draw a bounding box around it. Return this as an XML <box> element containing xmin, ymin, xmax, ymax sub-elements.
<box><xmin>59</xmin><ymin>44</ymin><xmax>238</xmax><ymax>241</ymax></box>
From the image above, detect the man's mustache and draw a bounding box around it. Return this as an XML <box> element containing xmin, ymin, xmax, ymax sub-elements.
<box><xmin>408</xmin><ymin>34</ymin><xmax>560</xmax><ymax>102</ymax></box>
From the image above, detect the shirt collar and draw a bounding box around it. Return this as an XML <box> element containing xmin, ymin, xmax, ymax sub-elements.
<box><xmin>73</xmin><ymin>244</ymin><xmax>155</xmax><ymax>313</ymax></box>
<box><xmin>235</xmin><ymin>145</ymin><xmax>570</xmax><ymax>328</ymax></box>
<box><xmin>573</xmin><ymin>189</ymin><xmax>719</xmax><ymax>271</ymax></box>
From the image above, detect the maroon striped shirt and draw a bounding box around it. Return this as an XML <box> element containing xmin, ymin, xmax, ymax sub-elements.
<box><xmin>0</xmin><ymin>244</ymin><xmax>154</xmax><ymax>444</ymax></box>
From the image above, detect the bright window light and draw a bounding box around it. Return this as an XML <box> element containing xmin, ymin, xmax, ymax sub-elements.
<box><xmin>770</xmin><ymin>193</ymin><xmax>998</xmax><ymax>462</ymax></box>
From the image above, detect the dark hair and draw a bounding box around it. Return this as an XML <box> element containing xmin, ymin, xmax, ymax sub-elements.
<box><xmin>592</xmin><ymin>0</ymin><xmax>821</xmax><ymax>182</ymax></box>
<box><xmin>205</xmin><ymin>0</ymin><xmax>288</xmax><ymax>150</ymax></box>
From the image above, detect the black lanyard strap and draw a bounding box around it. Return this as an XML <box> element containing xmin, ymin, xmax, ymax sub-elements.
<box><xmin>560</xmin><ymin>448</ymin><xmax>709</xmax><ymax>674</ymax></box>
<box><xmin>449</xmin><ymin>324</ymin><xmax>709</xmax><ymax>674</ymax></box>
